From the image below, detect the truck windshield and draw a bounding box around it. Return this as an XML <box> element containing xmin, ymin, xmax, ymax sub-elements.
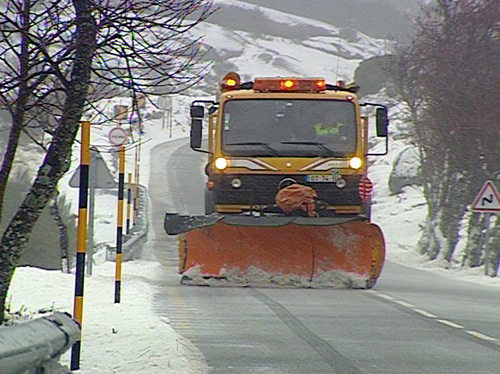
<box><xmin>221</xmin><ymin>99</ymin><xmax>357</xmax><ymax>157</ymax></box>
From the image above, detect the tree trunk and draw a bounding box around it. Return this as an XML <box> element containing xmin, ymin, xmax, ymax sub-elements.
<box><xmin>462</xmin><ymin>214</ymin><xmax>487</xmax><ymax>268</ymax></box>
<box><xmin>49</xmin><ymin>196</ymin><xmax>70</xmax><ymax>273</ymax></box>
<box><xmin>0</xmin><ymin>0</ymin><xmax>97</xmax><ymax>323</ymax></box>
<box><xmin>0</xmin><ymin>0</ymin><xmax>32</xmax><ymax>227</ymax></box>
<box><xmin>418</xmin><ymin>154</ymin><xmax>446</xmax><ymax>260</ymax></box>
<box><xmin>439</xmin><ymin>174</ymin><xmax>470</xmax><ymax>263</ymax></box>
<box><xmin>484</xmin><ymin>216</ymin><xmax>499</xmax><ymax>276</ymax></box>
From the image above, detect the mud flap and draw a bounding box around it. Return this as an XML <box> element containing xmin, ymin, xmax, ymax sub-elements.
<box><xmin>170</xmin><ymin>216</ymin><xmax>385</xmax><ymax>288</ymax></box>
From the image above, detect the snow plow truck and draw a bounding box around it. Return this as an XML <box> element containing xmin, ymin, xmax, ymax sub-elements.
<box><xmin>164</xmin><ymin>72</ymin><xmax>389</xmax><ymax>288</ymax></box>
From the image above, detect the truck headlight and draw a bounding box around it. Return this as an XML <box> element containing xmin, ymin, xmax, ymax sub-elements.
<box><xmin>215</xmin><ymin>158</ymin><xmax>228</xmax><ymax>170</ymax></box>
<box><xmin>349</xmin><ymin>157</ymin><xmax>362</xmax><ymax>170</ymax></box>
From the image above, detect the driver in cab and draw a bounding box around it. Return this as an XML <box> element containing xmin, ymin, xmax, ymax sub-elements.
<box><xmin>313</xmin><ymin>112</ymin><xmax>347</xmax><ymax>142</ymax></box>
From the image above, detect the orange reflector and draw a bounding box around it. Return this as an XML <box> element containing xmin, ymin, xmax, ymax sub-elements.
<box><xmin>206</xmin><ymin>180</ymin><xmax>215</xmax><ymax>189</ymax></box>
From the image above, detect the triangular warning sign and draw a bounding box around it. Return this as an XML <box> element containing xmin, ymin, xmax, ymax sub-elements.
<box><xmin>69</xmin><ymin>149</ymin><xmax>117</xmax><ymax>189</ymax></box>
<box><xmin>472</xmin><ymin>180</ymin><xmax>500</xmax><ymax>213</ymax></box>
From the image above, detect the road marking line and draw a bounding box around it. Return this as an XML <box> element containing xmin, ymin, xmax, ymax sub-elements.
<box><xmin>374</xmin><ymin>293</ymin><xmax>394</xmax><ymax>301</ymax></box>
<box><xmin>466</xmin><ymin>330</ymin><xmax>498</xmax><ymax>342</ymax></box>
<box><xmin>371</xmin><ymin>291</ymin><xmax>499</xmax><ymax>346</ymax></box>
<box><xmin>413</xmin><ymin>309</ymin><xmax>437</xmax><ymax>318</ymax></box>
<box><xmin>165</xmin><ymin>306</ymin><xmax>198</xmax><ymax>310</ymax></box>
<box><xmin>394</xmin><ymin>300</ymin><xmax>414</xmax><ymax>308</ymax></box>
<box><xmin>436</xmin><ymin>319</ymin><xmax>464</xmax><ymax>329</ymax></box>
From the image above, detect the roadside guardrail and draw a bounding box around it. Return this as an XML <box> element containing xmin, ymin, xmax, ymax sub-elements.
<box><xmin>0</xmin><ymin>312</ymin><xmax>80</xmax><ymax>374</ymax></box>
<box><xmin>107</xmin><ymin>184</ymin><xmax>149</xmax><ymax>261</ymax></box>
<box><xmin>123</xmin><ymin>184</ymin><xmax>149</xmax><ymax>261</ymax></box>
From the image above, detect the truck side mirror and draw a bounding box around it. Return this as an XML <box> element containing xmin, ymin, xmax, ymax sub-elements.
<box><xmin>190</xmin><ymin>105</ymin><xmax>204</xmax><ymax>119</ymax></box>
<box><xmin>376</xmin><ymin>107</ymin><xmax>388</xmax><ymax>137</ymax></box>
<box><xmin>190</xmin><ymin>105</ymin><xmax>204</xmax><ymax>150</ymax></box>
<box><xmin>190</xmin><ymin>119</ymin><xmax>203</xmax><ymax>149</ymax></box>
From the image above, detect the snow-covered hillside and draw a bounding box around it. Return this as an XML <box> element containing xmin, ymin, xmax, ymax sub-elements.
<box><xmin>239</xmin><ymin>0</ymin><xmax>421</xmax><ymax>41</ymax></box>
<box><xmin>191</xmin><ymin>0</ymin><xmax>392</xmax><ymax>94</ymax></box>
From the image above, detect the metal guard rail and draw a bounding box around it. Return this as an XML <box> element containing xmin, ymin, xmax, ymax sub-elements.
<box><xmin>123</xmin><ymin>184</ymin><xmax>149</xmax><ymax>261</ymax></box>
<box><xmin>0</xmin><ymin>312</ymin><xmax>80</xmax><ymax>374</ymax></box>
<box><xmin>107</xmin><ymin>184</ymin><xmax>149</xmax><ymax>262</ymax></box>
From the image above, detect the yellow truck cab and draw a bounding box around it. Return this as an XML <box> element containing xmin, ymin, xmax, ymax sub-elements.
<box><xmin>190</xmin><ymin>72</ymin><xmax>388</xmax><ymax>218</ymax></box>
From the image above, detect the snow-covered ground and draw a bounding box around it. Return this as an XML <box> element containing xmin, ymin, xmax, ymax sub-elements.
<box><xmin>6</xmin><ymin>96</ymin><xmax>211</xmax><ymax>373</ymax></box>
<box><xmin>4</xmin><ymin>2</ymin><xmax>499</xmax><ymax>370</ymax></box>
<box><xmin>6</xmin><ymin>91</ymin><xmax>500</xmax><ymax>373</ymax></box>
<box><xmin>8</xmin><ymin>261</ymin><xmax>207</xmax><ymax>373</ymax></box>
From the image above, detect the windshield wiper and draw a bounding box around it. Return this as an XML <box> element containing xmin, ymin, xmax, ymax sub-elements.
<box><xmin>280</xmin><ymin>141</ymin><xmax>344</xmax><ymax>157</ymax></box>
<box><xmin>225</xmin><ymin>142</ymin><xmax>279</xmax><ymax>156</ymax></box>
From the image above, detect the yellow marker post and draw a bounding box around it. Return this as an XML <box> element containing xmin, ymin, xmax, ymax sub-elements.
<box><xmin>133</xmin><ymin>141</ymin><xmax>141</xmax><ymax>227</ymax></box>
<box><xmin>71</xmin><ymin>121</ymin><xmax>91</xmax><ymax>371</ymax></box>
<box><xmin>126</xmin><ymin>172</ymin><xmax>132</xmax><ymax>235</ymax></box>
<box><xmin>115</xmin><ymin>145</ymin><xmax>125</xmax><ymax>303</ymax></box>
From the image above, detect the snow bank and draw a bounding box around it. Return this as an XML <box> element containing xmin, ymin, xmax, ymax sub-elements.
<box><xmin>182</xmin><ymin>265</ymin><xmax>368</xmax><ymax>289</ymax></box>
<box><xmin>8</xmin><ymin>261</ymin><xmax>208</xmax><ymax>373</ymax></box>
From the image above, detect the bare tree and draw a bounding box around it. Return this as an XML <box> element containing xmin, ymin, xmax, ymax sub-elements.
<box><xmin>0</xmin><ymin>0</ymin><xmax>213</xmax><ymax>322</ymax></box>
<box><xmin>396</xmin><ymin>0</ymin><xmax>500</xmax><ymax>269</ymax></box>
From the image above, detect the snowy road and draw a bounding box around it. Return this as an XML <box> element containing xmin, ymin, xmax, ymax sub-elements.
<box><xmin>150</xmin><ymin>140</ymin><xmax>500</xmax><ymax>373</ymax></box>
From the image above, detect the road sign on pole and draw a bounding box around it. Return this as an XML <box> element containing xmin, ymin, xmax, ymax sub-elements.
<box><xmin>472</xmin><ymin>180</ymin><xmax>500</xmax><ymax>213</ymax></box>
<box><xmin>108</xmin><ymin>126</ymin><xmax>128</xmax><ymax>146</ymax></box>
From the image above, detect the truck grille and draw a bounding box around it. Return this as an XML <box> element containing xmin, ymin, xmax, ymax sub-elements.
<box><xmin>211</xmin><ymin>174</ymin><xmax>362</xmax><ymax>206</ymax></box>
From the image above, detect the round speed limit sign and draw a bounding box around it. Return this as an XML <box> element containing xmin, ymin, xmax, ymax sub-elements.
<box><xmin>108</xmin><ymin>127</ymin><xmax>128</xmax><ymax>146</ymax></box>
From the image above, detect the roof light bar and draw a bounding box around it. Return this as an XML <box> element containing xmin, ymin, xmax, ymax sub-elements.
<box><xmin>254</xmin><ymin>77</ymin><xmax>326</xmax><ymax>93</ymax></box>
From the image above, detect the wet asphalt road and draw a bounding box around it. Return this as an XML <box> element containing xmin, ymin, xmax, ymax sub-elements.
<box><xmin>149</xmin><ymin>139</ymin><xmax>500</xmax><ymax>374</ymax></box>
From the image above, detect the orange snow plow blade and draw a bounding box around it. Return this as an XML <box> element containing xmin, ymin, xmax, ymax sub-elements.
<box><xmin>166</xmin><ymin>215</ymin><xmax>385</xmax><ymax>288</ymax></box>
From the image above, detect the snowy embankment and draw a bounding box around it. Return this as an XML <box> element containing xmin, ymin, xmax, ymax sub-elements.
<box><xmin>8</xmin><ymin>261</ymin><xmax>207</xmax><ymax>373</ymax></box>
<box><xmin>7</xmin><ymin>86</ymin><xmax>500</xmax><ymax>372</ymax></box>
<box><xmin>369</xmin><ymin>94</ymin><xmax>500</xmax><ymax>288</ymax></box>
<box><xmin>7</xmin><ymin>96</ymin><xmax>209</xmax><ymax>373</ymax></box>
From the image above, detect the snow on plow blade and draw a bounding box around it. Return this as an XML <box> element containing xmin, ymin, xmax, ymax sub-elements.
<box><xmin>164</xmin><ymin>214</ymin><xmax>385</xmax><ymax>289</ymax></box>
